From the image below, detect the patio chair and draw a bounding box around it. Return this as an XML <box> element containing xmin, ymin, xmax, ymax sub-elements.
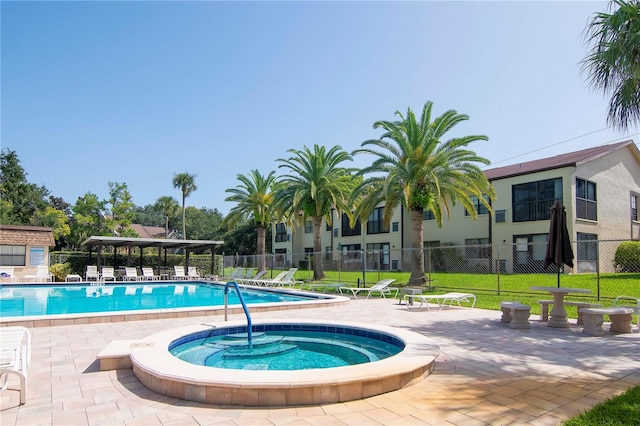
<box><xmin>276</xmin><ymin>268</ymin><xmax>302</xmax><ymax>288</ymax></box>
<box><xmin>227</xmin><ymin>267</ymin><xmax>243</xmax><ymax>279</ymax></box>
<box><xmin>339</xmin><ymin>279</ymin><xmax>398</xmax><ymax>299</ymax></box>
<box><xmin>187</xmin><ymin>267</ymin><xmax>201</xmax><ymax>280</ymax></box>
<box><xmin>101</xmin><ymin>267</ymin><xmax>116</xmax><ymax>282</ymax></box>
<box><xmin>0</xmin><ymin>326</ymin><xmax>31</xmax><ymax>405</ymax></box>
<box><xmin>172</xmin><ymin>266</ymin><xmax>188</xmax><ymax>280</ymax></box>
<box><xmin>123</xmin><ymin>267</ymin><xmax>142</xmax><ymax>281</ymax></box>
<box><xmin>21</xmin><ymin>265</ymin><xmax>53</xmax><ymax>283</ymax></box>
<box><xmin>249</xmin><ymin>270</ymin><xmax>288</xmax><ymax>286</ymax></box>
<box><xmin>0</xmin><ymin>266</ymin><xmax>16</xmax><ymax>283</ymax></box>
<box><xmin>141</xmin><ymin>267</ymin><xmax>160</xmax><ymax>281</ymax></box>
<box><xmin>406</xmin><ymin>292</ymin><xmax>477</xmax><ymax>310</ymax></box>
<box><xmin>237</xmin><ymin>269</ymin><xmax>267</xmax><ymax>285</ymax></box>
<box><xmin>85</xmin><ymin>266</ymin><xmax>99</xmax><ymax>282</ymax></box>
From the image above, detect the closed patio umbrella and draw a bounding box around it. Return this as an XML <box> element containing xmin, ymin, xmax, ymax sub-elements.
<box><xmin>543</xmin><ymin>199</ymin><xmax>574</xmax><ymax>287</ymax></box>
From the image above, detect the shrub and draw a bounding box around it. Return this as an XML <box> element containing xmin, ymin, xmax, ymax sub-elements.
<box><xmin>49</xmin><ymin>263</ymin><xmax>72</xmax><ymax>282</ymax></box>
<box><xmin>613</xmin><ymin>241</ymin><xmax>640</xmax><ymax>272</ymax></box>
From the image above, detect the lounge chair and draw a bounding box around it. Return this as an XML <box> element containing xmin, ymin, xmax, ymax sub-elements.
<box><xmin>0</xmin><ymin>267</ymin><xmax>16</xmax><ymax>283</ymax></box>
<box><xmin>275</xmin><ymin>268</ymin><xmax>301</xmax><ymax>288</ymax></box>
<box><xmin>339</xmin><ymin>279</ymin><xmax>398</xmax><ymax>299</ymax></box>
<box><xmin>249</xmin><ymin>270</ymin><xmax>288</xmax><ymax>286</ymax></box>
<box><xmin>237</xmin><ymin>270</ymin><xmax>267</xmax><ymax>285</ymax></box>
<box><xmin>0</xmin><ymin>326</ymin><xmax>31</xmax><ymax>405</ymax></box>
<box><xmin>21</xmin><ymin>265</ymin><xmax>53</xmax><ymax>283</ymax></box>
<box><xmin>172</xmin><ymin>266</ymin><xmax>188</xmax><ymax>280</ymax></box>
<box><xmin>227</xmin><ymin>267</ymin><xmax>244</xmax><ymax>279</ymax></box>
<box><xmin>141</xmin><ymin>267</ymin><xmax>160</xmax><ymax>281</ymax></box>
<box><xmin>405</xmin><ymin>292</ymin><xmax>476</xmax><ymax>310</ymax></box>
<box><xmin>187</xmin><ymin>267</ymin><xmax>201</xmax><ymax>280</ymax></box>
<box><xmin>101</xmin><ymin>267</ymin><xmax>116</xmax><ymax>282</ymax></box>
<box><xmin>123</xmin><ymin>267</ymin><xmax>142</xmax><ymax>281</ymax></box>
<box><xmin>85</xmin><ymin>266</ymin><xmax>99</xmax><ymax>282</ymax></box>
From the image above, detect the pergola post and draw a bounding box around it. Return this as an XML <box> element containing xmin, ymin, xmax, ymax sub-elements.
<box><xmin>210</xmin><ymin>245</ymin><xmax>216</xmax><ymax>276</ymax></box>
<box><xmin>97</xmin><ymin>245</ymin><xmax>102</xmax><ymax>269</ymax></box>
<box><xmin>139</xmin><ymin>248</ymin><xmax>144</xmax><ymax>269</ymax></box>
<box><xmin>157</xmin><ymin>247</ymin><xmax>162</xmax><ymax>275</ymax></box>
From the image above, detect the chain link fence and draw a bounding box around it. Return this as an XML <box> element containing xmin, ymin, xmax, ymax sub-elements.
<box><xmin>220</xmin><ymin>239</ymin><xmax>639</xmax><ymax>300</ymax></box>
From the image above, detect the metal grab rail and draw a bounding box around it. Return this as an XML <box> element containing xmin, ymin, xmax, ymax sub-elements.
<box><xmin>223</xmin><ymin>280</ymin><xmax>252</xmax><ymax>349</ymax></box>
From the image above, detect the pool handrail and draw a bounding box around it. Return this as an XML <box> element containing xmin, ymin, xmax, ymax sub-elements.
<box><xmin>223</xmin><ymin>281</ymin><xmax>252</xmax><ymax>349</ymax></box>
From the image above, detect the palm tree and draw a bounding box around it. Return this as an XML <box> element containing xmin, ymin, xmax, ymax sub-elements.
<box><xmin>172</xmin><ymin>173</ymin><xmax>197</xmax><ymax>239</ymax></box>
<box><xmin>582</xmin><ymin>0</ymin><xmax>640</xmax><ymax>130</ymax></box>
<box><xmin>154</xmin><ymin>196</ymin><xmax>179</xmax><ymax>238</ymax></box>
<box><xmin>223</xmin><ymin>170</ymin><xmax>277</xmax><ymax>272</ymax></box>
<box><xmin>274</xmin><ymin>145</ymin><xmax>356</xmax><ymax>280</ymax></box>
<box><xmin>352</xmin><ymin>101</ymin><xmax>495</xmax><ymax>286</ymax></box>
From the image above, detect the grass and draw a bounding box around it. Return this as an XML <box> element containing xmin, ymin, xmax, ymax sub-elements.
<box><xmin>564</xmin><ymin>384</ymin><xmax>640</xmax><ymax>425</ymax></box>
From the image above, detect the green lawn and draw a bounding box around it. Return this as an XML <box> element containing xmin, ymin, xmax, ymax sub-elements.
<box><xmin>563</xmin><ymin>384</ymin><xmax>640</xmax><ymax>425</ymax></box>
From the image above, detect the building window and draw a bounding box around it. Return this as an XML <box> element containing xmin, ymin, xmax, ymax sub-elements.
<box><xmin>632</xmin><ymin>193</ymin><xmax>639</xmax><ymax>222</ymax></box>
<box><xmin>423</xmin><ymin>210</ymin><xmax>435</xmax><ymax>221</ymax></box>
<box><xmin>465</xmin><ymin>195</ymin><xmax>490</xmax><ymax>216</ymax></box>
<box><xmin>341</xmin><ymin>244</ymin><xmax>361</xmax><ymax>260</ymax></box>
<box><xmin>392</xmin><ymin>222</ymin><xmax>399</xmax><ymax>232</ymax></box>
<box><xmin>512</xmin><ymin>177</ymin><xmax>563</xmax><ymax>222</ymax></box>
<box><xmin>333</xmin><ymin>228</ymin><xmax>338</xmax><ymax>237</ymax></box>
<box><xmin>495</xmin><ymin>210</ymin><xmax>506</xmax><ymax>223</ymax></box>
<box><xmin>465</xmin><ymin>238</ymin><xmax>490</xmax><ymax>258</ymax></box>
<box><xmin>367</xmin><ymin>207</ymin><xmax>389</xmax><ymax>234</ymax></box>
<box><xmin>0</xmin><ymin>245</ymin><xmax>26</xmax><ymax>266</ymax></box>
<box><xmin>304</xmin><ymin>221</ymin><xmax>313</xmax><ymax>233</ymax></box>
<box><xmin>341</xmin><ymin>213</ymin><xmax>361</xmax><ymax>237</ymax></box>
<box><xmin>577</xmin><ymin>233</ymin><xmax>597</xmax><ymax>262</ymax></box>
<box><xmin>275</xmin><ymin>223</ymin><xmax>288</xmax><ymax>242</ymax></box>
<box><xmin>366</xmin><ymin>242</ymin><xmax>390</xmax><ymax>270</ymax></box>
<box><xmin>576</xmin><ymin>178</ymin><xmax>597</xmax><ymax>221</ymax></box>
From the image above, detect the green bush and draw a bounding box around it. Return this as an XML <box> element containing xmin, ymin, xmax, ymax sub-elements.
<box><xmin>614</xmin><ymin>241</ymin><xmax>640</xmax><ymax>273</ymax></box>
<box><xmin>49</xmin><ymin>263</ymin><xmax>71</xmax><ymax>282</ymax></box>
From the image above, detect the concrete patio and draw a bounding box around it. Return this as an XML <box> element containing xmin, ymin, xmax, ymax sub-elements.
<box><xmin>1</xmin><ymin>298</ymin><xmax>639</xmax><ymax>425</ymax></box>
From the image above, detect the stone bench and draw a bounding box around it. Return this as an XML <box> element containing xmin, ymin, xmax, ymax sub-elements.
<box><xmin>538</xmin><ymin>300</ymin><xmax>602</xmax><ymax>324</ymax></box>
<box><xmin>500</xmin><ymin>302</ymin><xmax>531</xmax><ymax>329</ymax></box>
<box><xmin>580</xmin><ymin>307</ymin><xmax>635</xmax><ymax>336</ymax></box>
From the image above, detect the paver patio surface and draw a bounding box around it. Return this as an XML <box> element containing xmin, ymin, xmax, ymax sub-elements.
<box><xmin>1</xmin><ymin>298</ymin><xmax>639</xmax><ymax>425</ymax></box>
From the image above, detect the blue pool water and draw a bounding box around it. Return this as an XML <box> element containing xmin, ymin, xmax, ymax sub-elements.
<box><xmin>170</xmin><ymin>323</ymin><xmax>404</xmax><ymax>370</ymax></box>
<box><xmin>0</xmin><ymin>282</ymin><xmax>317</xmax><ymax>318</ymax></box>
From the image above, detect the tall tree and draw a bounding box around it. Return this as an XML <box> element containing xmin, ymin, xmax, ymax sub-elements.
<box><xmin>108</xmin><ymin>181</ymin><xmax>135</xmax><ymax>235</ymax></box>
<box><xmin>172</xmin><ymin>173</ymin><xmax>197</xmax><ymax>239</ymax></box>
<box><xmin>69</xmin><ymin>192</ymin><xmax>109</xmax><ymax>249</ymax></box>
<box><xmin>0</xmin><ymin>149</ymin><xmax>49</xmax><ymax>224</ymax></box>
<box><xmin>223</xmin><ymin>170</ymin><xmax>277</xmax><ymax>272</ymax></box>
<box><xmin>274</xmin><ymin>145</ymin><xmax>356</xmax><ymax>280</ymax></box>
<box><xmin>154</xmin><ymin>196</ymin><xmax>180</xmax><ymax>238</ymax></box>
<box><xmin>352</xmin><ymin>101</ymin><xmax>495</xmax><ymax>286</ymax></box>
<box><xmin>582</xmin><ymin>0</ymin><xmax>640</xmax><ymax>130</ymax></box>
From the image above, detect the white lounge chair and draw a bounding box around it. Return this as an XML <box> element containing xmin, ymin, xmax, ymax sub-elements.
<box><xmin>123</xmin><ymin>267</ymin><xmax>141</xmax><ymax>281</ymax></box>
<box><xmin>101</xmin><ymin>267</ymin><xmax>116</xmax><ymax>282</ymax></box>
<box><xmin>0</xmin><ymin>326</ymin><xmax>31</xmax><ymax>405</ymax></box>
<box><xmin>187</xmin><ymin>267</ymin><xmax>201</xmax><ymax>280</ymax></box>
<box><xmin>21</xmin><ymin>265</ymin><xmax>53</xmax><ymax>283</ymax></box>
<box><xmin>275</xmin><ymin>268</ymin><xmax>301</xmax><ymax>288</ymax></box>
<box><xmin>405</xmin><ymin>292</ymin><xmax>477</xmax><ymax>310</ymax></box>
<box><xmin>237</xmin><ymin>270</ymin><xmax>268</xmax><ymax>285</ymax></box>
<box><xmin>339</xmin><ymin>279</ymin><xmax>398</xmax><ymax>299</ymax></box>
<box><xmin>85</xmin><ymin>266</ymin><xmax>99</xmax><ymax>282</ymax></box>
<box><xmin>172</xmin><ymin>266</ymin><xmax>188</xmax><ymax>280</ymax></box>
<box><xmin>250</xmin><ymin>270</ymin><xmax>288</xmax><ymax>286</ymax></box>
<box><xmin>227</xmin><ymin>267</ymin><xmax>243</xmax><ymax>279</ymax></box>
<box><xmin>0</xmin><ymin>267</ymin><xmax>16</xmax><ymax>283</ymax></box>
<box><xmin>141</xmin><ymin>267</ymin><xmax>160</xmax><ymax>281</ymax></box>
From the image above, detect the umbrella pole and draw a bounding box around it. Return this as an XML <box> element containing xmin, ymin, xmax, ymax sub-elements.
<box><xmin>557</xmin><ymin>267</ymin><xmax>560</xmax><ymax>288</ymax></box>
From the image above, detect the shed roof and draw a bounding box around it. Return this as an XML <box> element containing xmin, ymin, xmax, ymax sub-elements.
<box><xmin>0</xmin><ymin>225</ymin><xmax>55</xmax><ymax>247</ymax></box>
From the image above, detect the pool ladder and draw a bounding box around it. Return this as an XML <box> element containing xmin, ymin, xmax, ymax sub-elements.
<box><xmin>223</xmin><ymin>281</ymin><xmax>252</xmax><ymax>349</ymax></box>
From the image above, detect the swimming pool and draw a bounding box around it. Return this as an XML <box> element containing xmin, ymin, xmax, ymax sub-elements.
<box><xmin>0</xmin><ymin>282</ymin><xmax>344</xmax><ymax>326</ymax></box>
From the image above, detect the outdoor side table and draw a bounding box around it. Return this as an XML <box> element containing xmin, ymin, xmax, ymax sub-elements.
<box><xmin>65</xmin><ymin>274</ymin><xmax>82</xmax><ymax>282</ymax></box>
<box><xmin>399</xmin><ymin>288</ymin><xmax>422</xmax><ymax>305</ymax></box>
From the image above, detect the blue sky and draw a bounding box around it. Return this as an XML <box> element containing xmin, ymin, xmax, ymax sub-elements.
<box><xmin>2</xmin><ymin>1</ymin><xmax>637</xmax><ymax>215</ymax></box>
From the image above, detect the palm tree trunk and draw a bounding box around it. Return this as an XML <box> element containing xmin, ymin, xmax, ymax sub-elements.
<box><xmin>410</xmin><ymin>208</ymin><xmax>427</xmax><ymax>285</ymax></box>
<box><xmin>257</xmin><ymin>225</ymin><xmax>266</xmax><ymax>272</ymax></box>
<box><xmin>181</xmin><ymin>194</ymin><xmax>186</xmax><ymax>239</ymax></box>
<box><xmin>312</xmin><ymin>216</ymin><xmax>326</xmax><ymax>280</ymax></box>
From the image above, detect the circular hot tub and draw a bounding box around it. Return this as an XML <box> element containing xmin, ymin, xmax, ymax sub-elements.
<box><xmin>130</xmin><ymin>319</ymin><xmax>439</xmax><ymax>406</ymax></box>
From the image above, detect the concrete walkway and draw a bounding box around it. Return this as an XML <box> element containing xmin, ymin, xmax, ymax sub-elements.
<box><xmin>1</xmin><ymin>298</ymin><xmax>639</xmax><ymax>425</ymax></box>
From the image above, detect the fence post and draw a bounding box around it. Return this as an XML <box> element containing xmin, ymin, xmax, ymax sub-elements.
<box><xmin>496</xmin><ymin>245</ymin><xmax>501</xmax><ymax>296</ymax></box>
<box><xmin>361</xmin><ymin>249</ymin><xmax>366</xmax><ymax>287</ymax></box>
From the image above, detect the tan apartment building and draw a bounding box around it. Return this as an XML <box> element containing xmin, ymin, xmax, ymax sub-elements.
<box><xmin>273</xmin><ymin>141</ymin><xmax>640</xmax><ymax>274</ymax></box>
<box><xmin>0</xmin><ymin>225</ymin><xmax>55</xmax><ymax>280</ymax></box>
